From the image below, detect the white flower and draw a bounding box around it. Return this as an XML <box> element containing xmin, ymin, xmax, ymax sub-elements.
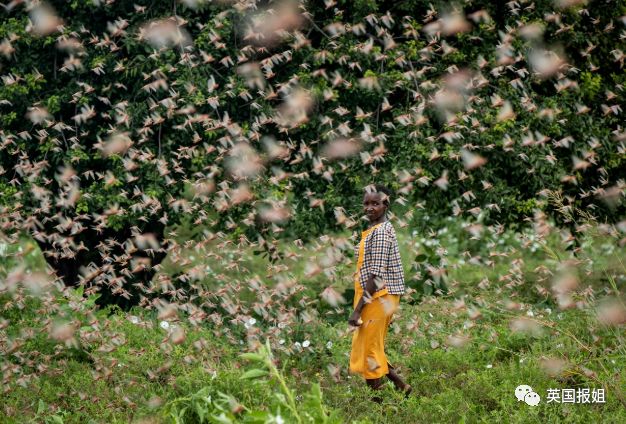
<box><xmin>526</xmin><ymin>310</ymin><xmax>534</xmax><ymax>317</ymax></box>
<box><xmin>277</xmin><ymin>322</ymin><xmax>286</xmax><ymax>329</ymax></box>
<box><xmin>275</xmin><ymin>415</ymin><xmax>285</xmax><ymax>424</ymax></box>
<box><xmin>486</xmin><ymin>364</ymin><xmax>493</xmax><ymax>369</ymax></box>
<box><xmin>129</xmin><ymin>315</ymin><xmax>140</xmax><ymax>324</ymax></box>
<box><xmin>294</xmin><ymin>341</ymin><xmax>302</xmax><ymax>349</ymax></box>
<box><xmin>326</xmin><ymin>341</ymin><xmax>333</xmax><ymax>349</ymax></box>
<box><xmin>159</xmin><ymin>321</ymin><xmax>170</xmax><ymax>330</ymax></box>
<box><xmin>302</xmin><ymin>340</ymin><xmax>310</xmax><ymax>348</ymax></box>
<box><xmin>279</xmin><ymin>339</ymin><xmax>285</xmax><ymax>345</ymax></box>
<box><xmin>244</xmin><ymin>318</ymin><xmax>256</xmax><ymax>329</ymax></box>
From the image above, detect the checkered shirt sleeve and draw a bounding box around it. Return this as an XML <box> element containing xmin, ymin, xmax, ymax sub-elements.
<box><xmin>359</xmin><ymin>222</ymin><xmax>406</xmax><ymax>295</ymax></box>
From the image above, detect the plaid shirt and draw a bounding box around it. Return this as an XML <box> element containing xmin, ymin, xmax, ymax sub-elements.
<box><xmin>354</xmin><ymin>221</ymin><xmax>406</xmax><ymax>295</ymax></box>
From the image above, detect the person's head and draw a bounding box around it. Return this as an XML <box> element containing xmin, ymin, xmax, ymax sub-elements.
<box><xmin>363</xmin><ymin>184</ymin><xmax>391</xmax><ymax>222</ymax></box>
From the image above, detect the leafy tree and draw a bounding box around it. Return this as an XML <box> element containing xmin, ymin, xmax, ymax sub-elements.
<box><xmin>0</xmin><ymin>0</ymin><xmax>624</xmax><ymax>307</ymax></box>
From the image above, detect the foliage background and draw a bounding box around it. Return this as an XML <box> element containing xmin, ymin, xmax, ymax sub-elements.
<box><xmin>1</xmin><ymin>0</ymin><xmax>624</xmax><ymax>245</ymax></box>
<box><xmin>1</xmin><ymin>0</ymin><xmax>626</xmax><ymax>422</ymax></box>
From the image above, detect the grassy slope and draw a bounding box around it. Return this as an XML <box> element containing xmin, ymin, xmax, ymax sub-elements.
<box><xmin>1</xmin><ymin>226</ymin><xmax>625</xmax><ymax>423</ymax></box>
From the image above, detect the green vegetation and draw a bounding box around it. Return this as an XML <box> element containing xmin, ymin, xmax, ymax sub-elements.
<box><xmin>2</xmin><ymin>219</ymin><xmax>624</xmax><ymax>423</ymax></box>
<box><xmin>1</xmin><ymin>1</ymin><xmax>625</xmax><ymax>422</ymax></box>
<box><xmin>1</xmin><ymin>1</ymin><xmax>625</xmax><ymax>291</ymax></box>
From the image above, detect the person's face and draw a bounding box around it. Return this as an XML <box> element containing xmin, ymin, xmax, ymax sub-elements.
<box><xmin>363</xmin><ymin>192</ymin><xmax>387</xmax><ymax>222</ymax></box>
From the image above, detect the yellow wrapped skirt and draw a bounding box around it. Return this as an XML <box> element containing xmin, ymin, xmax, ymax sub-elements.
<box><xmin>349</xmin><ymin>223</ymin><xmax>400</xmax><ymax>379</ymax></box>
<box><xmin>349</xmin><ymin>291</ymin><xmax>400</xmax><ymax>379</ymax></box>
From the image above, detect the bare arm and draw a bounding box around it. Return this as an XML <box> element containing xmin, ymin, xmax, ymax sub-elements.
<box><xmin>348</xmin><ymin>274</ymin><xmax>379</xmax><ymax>326</ymax></box>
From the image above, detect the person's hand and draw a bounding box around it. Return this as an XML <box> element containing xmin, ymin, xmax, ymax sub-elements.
<box><xmin>348</xmin><ymin>310</ymin><xmax>363</xmax><ymax>327</ymax></box>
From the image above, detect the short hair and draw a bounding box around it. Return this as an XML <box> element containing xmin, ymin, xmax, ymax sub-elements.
<box><xmin>364</xmin><ymin>184</ymin><xmax>392</xmax><ymax>206</ymax></box>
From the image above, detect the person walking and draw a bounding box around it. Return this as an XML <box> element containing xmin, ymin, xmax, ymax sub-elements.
<box><xmin>348</xmin><ymin>184</ymin><xmax>412</xmax><ymax>402</ymax></box>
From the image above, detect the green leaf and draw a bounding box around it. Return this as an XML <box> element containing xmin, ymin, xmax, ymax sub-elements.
<box><xmin>243</xmin><ymin>410</ymin><xmax>270</xmax><ymax>422</ymax></box>
<box><xmin>194</xmin><ymin>401</ymin><xmax>207</xmax><ymax>422</ymax></box>
<box><xmin>211</xmin><ymin>412</ymin><xmax>234</xmax><ymax>423</ymax></box>
<box><xmin>239</xmin><ymin>369</ymin><xmax>268</xmax><ymax>380</ymax></box>
<box><xmin>238</xmin><ymin>352</ymin><xmax>265</xmax><ymax>362</ymax></box>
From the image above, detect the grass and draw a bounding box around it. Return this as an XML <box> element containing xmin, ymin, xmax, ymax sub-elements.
<box><xmin>1</xmin><ymin>220</ymin><xmax>625</xmax><ymax>423</ymax></box>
